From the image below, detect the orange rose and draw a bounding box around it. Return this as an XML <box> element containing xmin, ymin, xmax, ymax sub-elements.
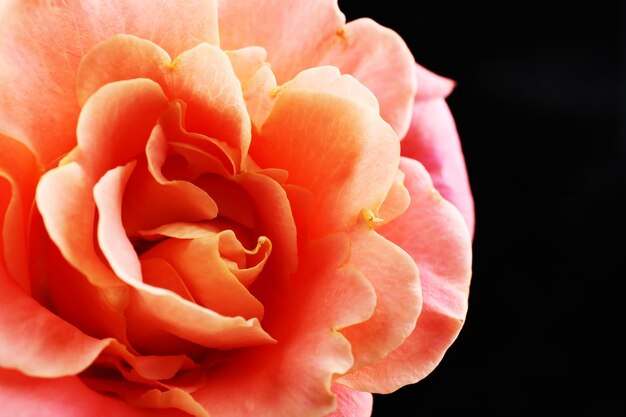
<box><xmin>0</xmin><ymin>1</ymin><xmax>473</xmax><ymax>416</ymax></box>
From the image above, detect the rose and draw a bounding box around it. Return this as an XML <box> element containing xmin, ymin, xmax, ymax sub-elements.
<box><xmin>0</xmin><ymin>0</ymin><xmax>473</xmax><ymax>416</ymax></box>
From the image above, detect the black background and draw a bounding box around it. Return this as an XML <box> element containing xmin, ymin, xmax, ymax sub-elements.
<box><xmin>339</xmin><ymin>1</ymin><xmax>625</xmax><ymax>416</ymax></box>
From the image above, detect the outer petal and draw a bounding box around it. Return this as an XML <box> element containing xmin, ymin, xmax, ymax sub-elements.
<box><xmin>0</xmin><ymin>0</ymin><xmax>218</xmax><ymax>165</ymax></box>
<box><xmin>193</xmin><ymin>234</ymin><xmax>377</xmax><ymax>417</ymax></box>
<box><xmin>253</xmin><ymin>87</ymin><xmax>399</xmax><ymax>237</ymax></box>
<box><xmin>218</xmin><ymin>1</ymin><xmax>416</xmax><ymax>137</ymax></box>
<box><xmin>342</xmin><ymin>158</ymin><xmax>472</xmax><ymax>393</ymax></box>
<box><xmin>341</xmin><ymin>225</ymin><xmax>421</xmax><ymax>372</ymax></box>
<box><xmin>319</xmin><ymin>18</ymin><xmax>417</xmax><ymax>138</ymax></box>
<box><xmin>0</xmin><ymin>264</ymin><xmax>110</xmax><ymax>378</ymax></box>
<box><xmin>326</xmin><ymin>384</ymin><xmax>373</xmax><ymax>417</ymax></box>
<box><xmin>0</xmin><ymin>369</ymin><xmax>189</xmax><ymax>417</ymax></box>
<box><xmin>402</xmin><ymin>64</ymin><xmax>475</xmax><ymax>236</ymax></box>
<box><xmin>218</xmin><ymin>0</ymin><xmax>345</xmax><ymax>83</ymax></box>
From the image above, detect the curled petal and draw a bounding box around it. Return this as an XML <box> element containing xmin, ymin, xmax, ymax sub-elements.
<box><xmin>193</xmin><ymin>233</ymin><xmax>376</xmax><ymax>417</ymax></box>
<box><xmin>140</xmin><ymin>226</ymin><xmax>265</xmax><ymax>320</ymax></box>
<box><xmin>164</xmin><ymin>43</ymin><xmax>252</xmax><ymax>165</ymax></box>
<box><xmin>0</xmin><ymin>0</ymin><xmax>218</xmax><ymax>165</ymax></box>
<box><xmin>70</xmin><ymin>78</ymin><xmax>169</xmax><ymax>178</ymax></box>
<box><xmin>343</xmin><ymin>158</ymin><xmax>472</xmax><ymax>393</ymax></box>
<box><xmin>402</xmin><ymin>64</ymin><xmax>475</xmax><ymax>236</ymax></box>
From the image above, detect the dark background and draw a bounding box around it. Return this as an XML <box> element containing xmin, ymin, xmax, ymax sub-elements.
<box><xmin>339</xmin><ymin>1</ymin><xmax>625</xmax><ymax>416</ymax></box>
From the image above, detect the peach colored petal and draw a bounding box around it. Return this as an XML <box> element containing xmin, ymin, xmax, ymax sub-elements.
<box><xmin>195</xmin><ymin>174</ymin><xmax>256</xmax><ymax>229</ymax></box>
<box><xmin>342</xmin><ymin>157</ymin><xmax>472</xmax><ymax>393</ymax></box>
<box><xmin>226</xmin><ymin>46</ymin><xmax>268</xmax><ymax>84</ymax></box>
<box><xmin>0</xmin><ymin>369</ymin><xmax>190</xmax><ymax>417</ymax></box>
<box><xmin>218</xmin><ymin>0</ymin><xmax>345</xmax><ymax>83</ymax></box>
<box><xmin>402</xmin><ymin>64</ymin><xmax>475</xmax><ymax>236</ymax></box>
<box><xmin>46</xmin><ymin>238</ymin><xmax>129</xmax><ymax>343</ymax></box>
<box><xmin>0</xmin><ymin>264</ymin><xmax>110</xmax><ymax>378</ymax></box>
<box><xmin>253</xmin><ymin>88</ymin><xmax>399</xmax><ymax>237</ymax></box>
<box><xmin>121</xmin><ymin>157</ymin><xmax>218</xmax><ymax>236</ymax></box>
<box><xmin>141</xmin><ymin>257</ymin><xmax>195</xmax><ymax>302</ymax></box>
<box><xmin>276</xmin><ymin>66</ymin><xmax>379</xmax><ymax>112</ymax></box>
<box><xmin>124</xmin><ymin>280</ymin><xmax>274</xmax><ymax>352</ymax></box>
<box><xmin>122</xmin><ymin>387</ymin><xmax>209</xmax><ymax>417</ymax></box>
<box><xmin>163</xmin><ymin>43</ymin><xmax>251</xmax><ymax>165</ymax></box>
<box><xmin>340</xmin><ymin>225</ymin><xmax>421</xmax><ymax>372</ymax></box>
<box><xmin>326</xmin><ymin>384</ymin><xmax>373</xmax><ymax>417</ymax></box>
<box><xmin>319</xmin><ymin>18</ymin><xmax>417</xmax><ymax>138</ymax></box>
<box><xmin>36</xmin><ymin>162</ymin><xmax>123</xmax><ymax>288</ymax></box>
<box><xmin>241</xmin><ymin>65</ymin><xmax>278</xmax><ymax>130</ymax></box>
<box><xmin>76</xmin><ymin>35</ymin><xmax>171</xmax><ymax>106</ymax></box>
<box><xmin>377</xmin><ymin>169</ymin><xmax>411</xmax><ymax>227</ymax></box>
<box><xmin>0</xmin><ymin>134</ymin><xmax>41</xmax><ymax>292</ymax></box>
<box><xmin>193</xmin><ymin>233</ymin><xmax>376</xmax><ymax>417</ymax></box>
<box><xmin>69</xmin><ymin>79</ymin><xmax>168</xmax><ymax>178</ymax></box>
<box><xmin>154</xmin><ymin>101</ymin><xmax>238</xmax><ymax>176</ymax></box>
<box><xmin>93</xmin><ymin>162</ymin><xmax>143</xmax><ymax>283</ymax></box>
<box><xmin>0</xmin><ymin>0</ymin><xmax>218</xmax><ymax>165</ymax></box>
<box><xmin>235</xmin><ymin>171</ymin><xmax>298</xmax><ymax>293</ymax></box>
<box><xmin>140</xmin><ymin>228</ymin><xmax>265</xmax><ymax>320</ymax></box>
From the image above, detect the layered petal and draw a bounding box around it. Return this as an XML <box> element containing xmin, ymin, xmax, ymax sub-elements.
<box><xmin>342</xmin><ymin>158</ymin><xmax>472</xmax><ymax>393</ymax></box>
<box><xmin>218</xmin><ymin>1</ymin><xmax>416</xmax><ymax>137</ymax></box>
<box><xmin>0</xmin><ymin>264</ymin><xmax>110</xmax><ymax>378</ymax></box>
<box><xmin>193</xmin><ymin>233</ymin><xmax>377</xmax><ymax>417</ymax></box>
<box><xmin>340</xmin><ymin>225</ymin><xmax>421</xmax><ymax>371</ymax></box>
<box><xmin>0</xmin><ymin>0</ymin><xmax>218</xmax><ymax>165</ymax></box>
<box><xmin>402</xmin><ymin>64</ymin><xmax>475</xmax><ymax>236</ymax></box>
<box><xmin>318</xmin><ymin>18</ymin><xmax>417</xmax><ymax>138</ymax></box>
<box><xmin>0</xmin><ymin>369</ymin><xmax>189</xmax><ymax>417</ymax></box>
<box><xmin>253</xmin><ymin>83</ymin><xmax>399</xmax><ymax>237</ymax></box>
<box><xmin>69</xmin><ymin>78</ymin><xmax>169</xmax><ymax>178</ymax></box>
<box><xmin>163</xmin><ymin>43</ymin><xmax>252</xmax><ymax>164</ymax></box>
<box><xmin>218</xmin><ymin>0</ymin><xmax>345</xmax><ymax>83</ymax></box>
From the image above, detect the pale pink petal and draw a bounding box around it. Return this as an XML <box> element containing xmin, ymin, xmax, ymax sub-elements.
<box><xmin>342</xmin><ymin>158</ymin><xmax>472</xmax><ymax>393</ymax></box>
<box><xmin>319</xmin><ymin>18</ymin><xmax>417</xmax><ymax>138</ymax></box>
<box><xmin>218</xmin><ymin>0</ymin><xmax>345</xmax><ymax>83</ymax></box>
<box><xmin>402</xmin><ymin>64</ymin><xmax>475</xmax><ymax>236</ymax></box>
<box><xmin>241</xmin><ymin>65</ymin><xmax>278</xmax><ymax>130</ymax></box>
<box><xmin>164</xmin><ymin>43</ymin><xmax>252</xmax><ymax>164</ymax></box>
<box><xmin>377</xmin><ymin>169</ymin><xmax>411</xmax><ymax>226</ymax></box>
<box><xmin>226</xmin><ymin>46</ymin><xmax>268</xmax><ymax>84</ymax></box>
<box><xmin>0</xmin><ymin>134</ymin><xmax>41</xmax><ymax>292</ymax></box>
<box><xmin>193</xmin><ymin>233</ymin><xmax>376</xmax><ymax>417</ymax></box>
<box><xmin>340</xmin><ymin>226</ymin><xmax>421</xmax><ymax>372</ymax></box>
<box><xmin>0</xmin><ymin>369</ymin><xmax>189</xmax><ymax>417</ymax></box>
<box><xmin>326</xmin><ymin>384</ymin><xmax>373</xmax><ymax>417</ymax></box>
<box><xmin>0</xmin><ymin>0</ymin><xmax>218</xmax><ymax>165</ymax></box>
<box><xmin>253</xmin><ymin>87</ymin><xmax>399</xmax><ymax>238</ymax></box>
<box><xmin>0</xmin><ymin>264</ymin><xmax>110</xmax><ymax>378</ymax></box>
